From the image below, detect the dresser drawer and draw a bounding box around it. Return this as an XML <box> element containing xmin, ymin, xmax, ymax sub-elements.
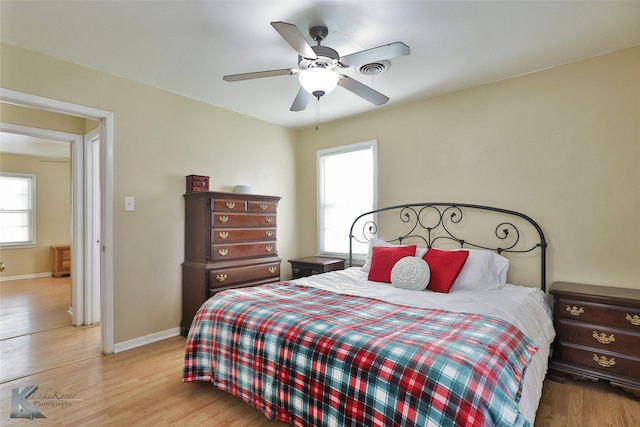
<box><xmin>212</xmin><ymin>228</ymin><xmax>276</xmax><ymax>243</ymax></box>
<box><xmin>289</xmin><ymin>256</ymin><xmax>345</xmax><ymax>279</ymax></box>
<box><xmin>209</xmin><ymin>262</ymin><xmax>280</xmax><ymax>289</ymax></box>
<box><xmin>211</xmin><ymin>199</ymin><xmax>247</xmax><ymax>212</ymax></box>
<box><xmin>557</xmin><ymin>319</ymin><xmax>640</xmax><ymax>355</ymax></box>
<box><xmin>558</xmin><ymin>342</ymin><xmax>640</xmax><ymax>380</ymax></box>
<box><xmin>248</xmin><ymin>200</ymin><xmax>277</xmax><ymax>213</ymax></box>
<box><xmin>291</xmin><ymin>264</ymin><xmax>324</xmax><ymax>278</ymax></box>
<box><xmin>557</xmin><ymin>297</ymin><xmax>640</xmax><ymax>331</ymax></box>
<box><xmin>211</xmin><ymin>242</ymin><xmax>277</xmax><ymax>260</ymax></box>
<box><xmin>212</xmin><ymin>213</ymin><xmax>277</xmax><ymax>227</ymax></box>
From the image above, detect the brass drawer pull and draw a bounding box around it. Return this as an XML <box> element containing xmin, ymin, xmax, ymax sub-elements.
<box><xmin>626</xmin><ymin>314</ymin><xmax>640</xmax><ymax>326</ymax></box>
<box><xmin>566</xmin><ymin>305</ymin><xmax>584</xmax><ymax>316</ymax></box>
<box><xmin>225</xmin><ymin>202</ymin><xmax>236</xmax><ymax>209</ymax></box>
<box><xmin>265</xmin><ymin>216</ymin><xmax>273</xmax><ymax>223</ymax></box>
<box><xmin>218</xmin><ymin>215</ymin><xmax>229</xmax><ymax>223</ymax></box>
<box><xmin>265</xmin><ymin>230</ymin><xmax>274</xmax><ymax>237</ymax></box>
<box><xmin>218</xmin><ymin>249</ymin><xmax>229</xmax><ymax>256</ymax></box>
<box><xmin>293</xmin><ymin>267</ymin><xmax>300</xmax><ymax>273</ymax></box>
<box><xmin>593</xmin><ymin>354</ymin><xmax>615</xmax><ymax>368</ymax></box>
<box><xmin>592</xmin><ymin>331</ymin><xmax>615</xmax><ymax>345</ymax></box>
<box><xmin>260</xmin><ymin>203</ymin><xmax>268</xmax><ymax>211</ymax></box>
<box><xmin>215</xmin><ymin>274</ymin><xmax>227</xmax><ymax>282</ymax></box>
<box><xmin>267</xmin><ymin>267</ymin><xmax>277</xmax><ymax>274</ymax></box>
<box><xmin>218</xmin><ymin>232</ymin><xmax>229</xmax><ymax>239</ymax></box>
<box><xmin>312</xmin><ymin>269</ymin><xmax>320</xmax><ymax>275</ymax></box>
<box><xmin>265</xmin><ymin>245</ymin><xmax>273</xmax><ymax>252</ymax></box>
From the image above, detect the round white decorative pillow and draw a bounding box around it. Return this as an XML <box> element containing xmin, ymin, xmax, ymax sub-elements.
<box><xmin>390</xmin><ymin>256</ymin><xmax>430</xmax><ymax>291</ymax></box>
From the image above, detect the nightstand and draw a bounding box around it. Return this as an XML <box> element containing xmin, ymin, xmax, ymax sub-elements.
<box><xmin>288</xmin><ymin>256</ymin><xmax>345</xmax><ymax>279</ymax></box>
<box><xmin>548</xmin><ymin>281</ymin><xmax>640</xmax><ymax>397</ymax></box>
<box><xmin>51</xmin><ymin>245</ymin><xmax>71</xmax><ymax>277</ymax></box>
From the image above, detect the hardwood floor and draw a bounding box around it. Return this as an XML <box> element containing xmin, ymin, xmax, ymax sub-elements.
<box><xmin>1</xmin><ymin>277</ymin><xmax>638</xmax><ymax>425</ymax></box>
<box><xmin>0</xmin><ymin>334</ymin><xmax>638</xmax><ymax>426</ymax></box>
<box><xmin>0</xmin><ymin>276</ymin><xmax>101</xmax><ymax>383</ymax></box>
<box><xmin>0</xmin><ymin>276</ymin><xmax>73</xmax><ymax>340</ymax></box>
<box><xmin>535</xmin><ymin>378</ymin><xmax>640</xmax><ymax>427</ymax></box>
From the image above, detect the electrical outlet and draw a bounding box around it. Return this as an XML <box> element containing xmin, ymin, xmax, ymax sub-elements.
<box><xmin>124</xmin><ymin>196</ymin><xmax>135</xmax><ymax>211</ymax></box>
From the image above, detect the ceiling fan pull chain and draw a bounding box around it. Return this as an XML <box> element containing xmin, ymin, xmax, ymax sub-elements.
<box><xmin>316</xmin><ymin>97</ymin><xmax>320</xmax><ymax>131</ymax></box>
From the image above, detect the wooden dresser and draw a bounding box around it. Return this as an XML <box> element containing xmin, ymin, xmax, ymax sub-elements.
<box><xmin>51</xmin><ymin>244</ymin><xmax>71</xmax><ymax>277</ymax></box>
<box><xmin>181</xmin><ymin>191</ymin><xmax>281</xmax><ymax>336</ymax></box>
<box><xmin>548</xmin><ymin>281</ymin><xmax>640</xmax><ymax>397</ymax></box>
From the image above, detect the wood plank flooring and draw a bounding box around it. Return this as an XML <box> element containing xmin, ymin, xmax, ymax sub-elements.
<box><xmin>1</xmin><ymin>334</ymin><xmax>638</xmax><ymax>426</ymax></box>
<box><xmin>1</xmin><ymin>277</ymin><xmax>638</xmax><ymax>425</ymax></box>
<box><xmin>0</xmin><ymin>276</ymin><xmax>73</xmax><ymax>340</ymax></box>
<box><xmin>0</xmin><ymin>277</ymin><xmax>102</xmax><ymax>385</ymax></box>
<box><xmin>0</xmin><ymin>324</ymin><xmax>101</xmax><ymax>383</ymax></box>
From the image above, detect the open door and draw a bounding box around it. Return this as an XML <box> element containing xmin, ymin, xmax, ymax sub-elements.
<box><xmin>84</xmin><ymin>128</ymin><xmax>101</xmax><ymax>324</ymax></box>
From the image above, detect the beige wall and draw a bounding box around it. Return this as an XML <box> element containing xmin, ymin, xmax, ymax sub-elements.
<box><xmin>0</xmin><ymin>102</ymin><xmax>91</xmax><ymax>133</ymax></box>
<box><xmin>0</xmin><ymin>153</ymin><xmax>71</xmax><ymax>276</ymax></box>
<box><xmin>1</xmin><ymin>40</ymin><xmax>637</xmax><ymax>346</ymax></box>
<box><xmin>1</xmin><ymin>42</ymin><xmax>299</xmax><ymax>343</ymax></box>
<box><xmin>296</xmin><ymin>46</ymin><xmax>640</xmax><ymax>290</ymax></box>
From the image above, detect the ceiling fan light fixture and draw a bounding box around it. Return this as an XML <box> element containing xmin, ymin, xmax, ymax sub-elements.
<box><xmin>298</xmin><ymin>67</ymin><xmax>339</xmax><ymax>98</ymax></box>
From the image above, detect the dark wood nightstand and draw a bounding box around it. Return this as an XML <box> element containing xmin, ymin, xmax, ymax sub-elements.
<box><xmin>548</xmin><ymin>281</ymin><xmax>640</xmax><ymax>397</ymax></box>
<box><xmin>288</xmin><ymin>256</ymin><xmax>345</xmax><ymax>279</ymax></box>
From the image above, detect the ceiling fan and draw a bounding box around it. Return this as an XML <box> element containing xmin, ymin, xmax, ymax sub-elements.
<box><xmin>223</xmin><ymin>21</ymin><xmax>410</xmax><ymax>112</ymax></box>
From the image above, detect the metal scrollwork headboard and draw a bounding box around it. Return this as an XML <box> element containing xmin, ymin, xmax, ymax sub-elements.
<box><xmin>348</xmin><ymin>203</ymin><xmax>547</xmax><ymax>291</ymax></box>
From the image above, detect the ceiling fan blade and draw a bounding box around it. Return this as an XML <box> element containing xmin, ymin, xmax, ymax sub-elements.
<box><xmin>337</xmin><ymin>76</ymin><xmax>389</xmax><ymax>106</ymax></box>
<box><xmin>271</xmin><ymin>21</ymin><xmax>317</xmax><ymax>59</ymax></box>
<box><xmin>223</xmin><ymin>69</ymin><xmax>295</xmax><ymax>82</ymax></box>
<box><xmin>290</xmin><ymin>87</ymin><xmax>311</xmax><ymax>111</ymax></box>
<box><xmin>339</xmin><ymin>42</ymin><xmax>410</xmax><ymax>68</ymax></box>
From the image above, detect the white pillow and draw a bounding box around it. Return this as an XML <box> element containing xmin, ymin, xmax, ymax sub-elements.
<box><xmin>360</xmin><ymin>238</ymin><xmax>426</xmax><ymax>272</ymax></box>
<box><xmin>391</xmin><ymin>256</ymin><xmax>430</xmax><ymax>291</ymax></box>
<box><xmin>449</xmin><ymin>249</ymin><xmax>509</xmax><ymax>291</ymax></box>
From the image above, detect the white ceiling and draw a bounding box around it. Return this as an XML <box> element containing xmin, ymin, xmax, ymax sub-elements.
<box><xmin>0</xmin><ymin>132</ymin><xmax>70</xmax><ymax>159</ymax></box>
<box><xmin>1</xmin><ymin>1</ymin><xmax>640</xmax><ymax>130</ymax></box>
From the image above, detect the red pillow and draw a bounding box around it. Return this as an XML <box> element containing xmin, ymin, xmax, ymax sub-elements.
<box><xmin>422</xmin><ymin>248</ymin><xmax>469</xmax><ymax>293</ymax></box>
<box><xmin>367</xmin><ymin>245</ymin><xmax>417</xmax><ymax>283</ymax></box>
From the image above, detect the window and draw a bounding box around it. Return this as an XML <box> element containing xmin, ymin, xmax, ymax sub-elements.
<box><xmin>0</xmin><ymin>172</ymin><xmax>36</xmax><ymax>247</ymax></box>
<box><xmin>317</xmin><ymin>140</ymin><xmax>377</xmax><ymax>258</ymax></box>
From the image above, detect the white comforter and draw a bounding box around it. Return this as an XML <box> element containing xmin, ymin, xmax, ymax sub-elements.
<box><xmin>289</xmin><ymin>267</ymin><xmax>556</xmax><ymax>425</ymax></box>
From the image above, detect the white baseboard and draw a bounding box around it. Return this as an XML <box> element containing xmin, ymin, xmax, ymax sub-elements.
<box><xmin>0</xmin><ymin>272</ymin><xmax>52</xmax><ymax>282</ymax></box>
<box><xmin>113</xmin><ymin>327</ymin><xmax>181</xmax><ymax>353</ymax></box>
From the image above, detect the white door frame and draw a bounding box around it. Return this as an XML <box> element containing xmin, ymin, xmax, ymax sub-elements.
<box><xmin>0</xmin><ymin>88</ymin><xmax>115</xmax><ymax>354</ymax></box>
<box><xmin>84</xmin><ymin>128</ymin><xmax>101</xmax><ymax>324</ymax></box>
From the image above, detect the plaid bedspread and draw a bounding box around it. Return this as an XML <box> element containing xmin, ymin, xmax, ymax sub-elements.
<box><xmin>183</xmin><ymin>282</ymin><xmax>538</xmax><ymax>427</ymax></box>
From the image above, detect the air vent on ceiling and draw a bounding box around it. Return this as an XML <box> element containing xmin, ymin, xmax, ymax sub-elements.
<box><xmin>358</xmin><ymin>60</ymin><xmax>390</xmax><ymax>75</ymax></box>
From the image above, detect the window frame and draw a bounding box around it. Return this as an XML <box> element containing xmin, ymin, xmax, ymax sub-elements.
<box><xmin>0</xmin><ymin>172</ymin><xmax>37</xmax><ymax>248</ymax></box>
<box><xmin>316</xmin><ymin>140</ymin><xmax>377</xmax><ymax>260</ymax></box>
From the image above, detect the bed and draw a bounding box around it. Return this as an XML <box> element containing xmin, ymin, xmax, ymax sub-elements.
<box><xmin>183</xmin><ymin>203</ymin><xmax>555</xmax><ymax>426</ymax></box>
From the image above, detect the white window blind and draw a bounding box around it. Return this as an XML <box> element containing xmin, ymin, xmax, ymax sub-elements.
<box><xmin>317</xmin><ymin>141</ymin><xmax>377</xmax><ymax>258</ymax></box>
<box><xmin>0</xmin><ymin>173</ymin><xmax>36</xmax><ymax>247</ymax></box>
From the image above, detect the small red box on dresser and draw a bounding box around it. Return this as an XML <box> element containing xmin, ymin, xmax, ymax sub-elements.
<box><xmin>186</xmin><ymin>175</ymin><xmax>209</xmax><ymax>193</ymax></box>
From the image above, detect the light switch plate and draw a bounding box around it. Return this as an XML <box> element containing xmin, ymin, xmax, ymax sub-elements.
<box><xmin>124</xmin><ymin>196</ymin><xmax>135</xmax><ymax>211</ymax></box>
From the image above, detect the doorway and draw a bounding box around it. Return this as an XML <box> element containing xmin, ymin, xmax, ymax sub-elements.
<box><xmin>0</xmin><ymin>124</ymin><xmax>101</xmax><ymax>327</ymax></box>
<box><xmin>0</xmin><ymin>88</ymin><xmax>114</xmax><ymax>354</ymax></box>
